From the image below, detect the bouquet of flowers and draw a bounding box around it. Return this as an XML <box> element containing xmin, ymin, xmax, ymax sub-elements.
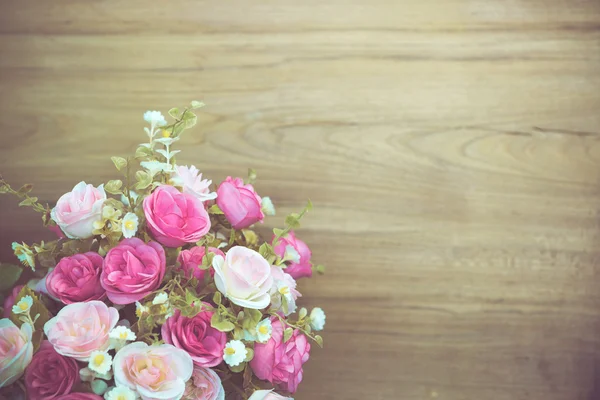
<box><xmin>0</xmin><ymin>102</ymin><xmax>326</xmax><ymax>400</ymax></box>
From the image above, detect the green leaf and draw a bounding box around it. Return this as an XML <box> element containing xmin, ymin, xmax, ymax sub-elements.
<box><xmin>229</xmin><ymin>362</ymin><xmax>246</xmax><ymax>373</ymax></box>
<box><xmin>306</xmin><ymin>198</ymin><xmax>313</xmax><ymax>212</ymax></box>
<box><xmin>281</xmin><ymin>295</ymin><xmax>289</xmax><ymax>315</ymax></box>
<box><xmin>0</xmin><ymin>183</ymin><xmax>9</xmax><ymax>194</ymax></box>
<box><xmin>19</xmin><ymin>197</ymin><xmax>38</xmax><ymax>207</ymax></box>
<box><xmin>135</xmin><ymin>146</ymin><xmax>153</xmax><ymax>159</ymax></box>
<box><xmin>185</xmin><ymin>288</ymin><xmax>197</xmax><ymax>305</ymax></box>
<box><xmin>213</xmin><ymin>291</ymin><xmax>222</xmax><ymax>305</ymax></box>
<box><xmin>208</xmin><ymin>204</ymin><xmax>224</xmax><ymax>215</ymax></box>
<box><xmin>299</xmin><ymin>307</ymin><xmax>308</xmax><ymax>320</ymax></box>
<box><xmin>17</xmin><ymin>184</ymin><xmax>34</xmax><ymax>194</ymax></box>
<box><xmin>247</xmin><ymin>168</ymin><xmax>257</xmax><ymax>184</ymax></box>
<box><xmin>258</xmin><ymin>243</ymin><xmax>275</xmax><ymax>260</ymax></box>
<box><xmin>285</xmin><ymin>213</ymin><xmax>301</xmax><ymax>229</ymax></box>
<box><xmin>111</xmin><ymin>156</ymin><xmax>128</xmax><ymax>171</ymax></box>
<box><xmin>168</xmin><ymin>107</ymin><xmax>180</xmax><ymax>118</ymax></box>
<box><xmin>246</xmin><ymin>308</ymin><xmax>262</xmax><ymax>324</ymax></box>
<box><xmin>135</xmin><ymin>171</ymin><xmax>152</xmax><ymax>190</ymax></box>
<box><xmin>104</xmin><ymin>179</ymin><xmax>123</xmax><ymax>195</ymax></box>
<box><xmin>244</xmin><ymin>348</ymin><xmax>254</xmax><ymax>362</ymax></box>
<box><xmin>190</xmin><ymin>100</ymin><xmax>205</xmax><ymax>109</ymax></box>
<box><xmin>273</xmin><ymin>228</ymin><xmax>285</xmax><ymax>238</ymax></box>
<box><xmin>0</xmin><ymin>264</ymin><xmax>23</xmax><ymax>292</ymax></box>
<box><xmin>314</xmin><ymin>334</ymin><xmax>324</xmax><ymax>348</ymax></box>
<box><xmin>283</xmin><ymin>327</ymin><xmax>293</xmax><ymax>343</ymax></box>
<box><xmin>181</xmin><ymin>111</ymin><xmax>197</xmax><ymax>129</ymax></box>
<box><xmin>210</xmin><ymin>313</ymin><xmax>235</xmax><ymax>332</ymax></box>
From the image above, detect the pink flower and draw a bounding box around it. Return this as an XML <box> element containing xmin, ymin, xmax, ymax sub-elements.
<box><xmin>2</xmin><ymin>285</ymin><xmax>24</xmax><ymax>318</ymax></box>
<box><xmin>212</xmin><ymin>246</ymin><xmax>273</xmax><ymax>309</ymax></box>
<box><xmin>177</xmin><ymin>246</ymin><xmax>224</xmax><ymax>283</ymax></box>
<box><xmin>0</xmin><ymin>319</ymin><xmax>33</xmax><ymax>387</ymax></box>
<box><xmin>184</xmin><ymin>366</ymin><xmax>225</xmax><ymax>400</ymax></box>
<box><xmin>216</xmin><ymin>177</ymin><xmax>264</xmax><ymax>229</ymax></box>
<box><xmin>143</xmin><ymin>185</ymin><xmax>211</xmax><ymax>248</ymax></box>
<box><xmin>113</xmin><ymin>342</ymin><xmax>193</xmax><ymax>400</ymax></box>
<box><xmin>272</xmin><ymin>231</ymin><xmax>312</xmax><ymax>279</ymax></box>
<box><xmin>50</xmin><ymin>181</ymin><xmax>106</xmax><ymax>239</ymax></box>
<box><xmin>43</xmin><ymin>301</ymin><xmax>119</xmax><ymax>361</ymax></box>
<box><xmin>101</xmin><ymin>238</ymin><xmax>166</xmax><ymax>304</ymax></box>
<box><xmin>162</xmin><ymin>307</ymin><xmax>226</xmax><ymax>368</ymax></box>
<box><xmin>269</xmin><ymin>266</ymin><xmax>301</xmax><ymax>316</ymax></box>
<box><xmin>248</xmin><ymin>390</ymin><xmax>292</xmax><ymax>400</ymax></box>
<box><xmin>250</xmin><ymin>319</ymin><xmax>310</xmax><ymax>394</ymax></box>
<box><xmin>46</xmin><ymin>252</ymin><xmax>105</xmax><ymax>304</ymax></box>
<box><xmin>172</xmin><ymin>165</ymin><xmax>217</xmax><ymax>203</ymax></box>
<box><xmin>56</xmin><ymin>394</ymin><xmax>102</xmax><ymax>400</ymax></box>
<box><xmin>25</xmin><ymin>341</ymin><xmax>79</xmax><ymax>400</ymax></box>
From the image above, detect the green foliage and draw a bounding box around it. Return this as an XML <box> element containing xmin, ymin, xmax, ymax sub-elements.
<box><xmin>111</xmin><ymin>156</ymin><xmax>128</xmax><ymax>171</ymax></box>
<box><xmin>135</xmin><ymin>171</ymin><xmax>152</xmax><ymax>190</ymax></box>
<box><xmin>283</xmin><ymin>327</ymin><xmax>293</xmax><ymax>343</ymax></box>
<box><xmin>314</xmin><ymin>334</ymin><xmax>324</xmax><ymax>348</ymax></box>
<box><xmin>211</xmin><ymin>312</ymin><xmax>235</xmax><ymax>332</ymax></box>
<box><xmin>208</xmin><ymin>204</ymin><xmax>224</xmax><ymax>215</ymax></box>
<box><xmin>247</xmin><ymin>168</ymin><xmax>257</xmax><ymax>185</ymax></box>
<box><xmin>229</xmin><ymin>362</ymin><xmax>246</xmax><ymax>373</ymax></box>
<box><xmin>19</xmin><ymin>197</ymin><xmax>38</xmax><ymax>207</ymax></box>
<box><xmin>10</xmin><ymin>286</ymin><xmax>50</xmax><ymax>352</ymax></box>
<box><xmin>190</xmin><ymin>100</ymin><xmax>205</xmax><ymax>109</ymax></box>
<box><xmin>0</xmin><ymin>264</ymin><xmax>22</xmax><ymax>292</ymax></box>
<box><xmin>105</xmin><ymin>179</ymin><xmax>123</xmax><ymax>194</ymax></box>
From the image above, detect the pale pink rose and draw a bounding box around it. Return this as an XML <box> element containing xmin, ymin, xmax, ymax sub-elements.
<box><xmin>51</xmin><ymin>181</ymin><xmax>106</xmax><ymax>239</ymax></box>
<box><xmin>184</xmin><ymin>366</ymin><xmax>225</xmax><ymax>400</ymax></box>
<box><xmin>162</xmin><ymin>307</ymin><xmax>227</xmax><ymax>368</ymax></box>
<box><xmin>143</xmin><ymin>185</ymin><xmax>211</xmax><ymax>247</ymax></box>
<box><xmin>2</xmin><ymin>285</ymin><xmax>24</xmax><ymax>318</ymax></box>
<box><xmin>251</xmin><ymin>319</ymin><xmax>310</xmax><ymax>394</ymax></box>
<box><xmin>113</xmin><ymin>342</ymin><xmax>193</xmax><ymax>400</ymax></box>
<box><xmin>43</xmin><ymin>301</ymin><xmax>119</xmax><ymax>361</ymax></box>
<box><xmin>0</xmin><ymin>319</ymin><xmax>33</xmax><ymax>387</ymax></box>
<box><xmin>25</xmin><ymin>341</ymin><xmax>79</xmax><ymax>400</ymax></box>
<box><xmin>248</xmin><ymin>390</ymin><xmax>292</xmax><ymax>400</ymax></box>
<box><xmin>46</xmin><ymin>252</ymin><xmax>105</xmax><ymax>304</ymax></box>
<box><xmin>101</xmin><ymin>238</ymin><xmax>166</xmax><ymax>304</ymax></box>
<box><xmin>216</xmin><ymin>177</ymin><xmax>264</xmax><ymax>229</ymax></box>
<box><xmin>272</xmin><ymin>231</ymin><xmax>312</xmax><ymax>279</ymax></box>
<box><xmin>177</xmin><ymin>246</ymin><xmax>224</xmax><ymax>283</ymax></box>
<box><xmin>172</xmin><ymin>165</ymin><xmax>217</xmax><ymax>203</ymax></box>
<box><xmin>212</xmin><ymin>246</ymin><xmax>273</xmax><ymax>309</ymax></box>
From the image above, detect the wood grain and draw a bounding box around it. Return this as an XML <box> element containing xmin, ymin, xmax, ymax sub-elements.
<box><xmin>1</xmin><ymin>1</ymin><xmax>600</xmax><ymax>399</ymax></box>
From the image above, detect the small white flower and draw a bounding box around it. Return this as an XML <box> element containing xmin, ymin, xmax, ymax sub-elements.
<box><xmin>104</xmin><ymin>386</ymin><xmax>138</xmax><ymax>400</ymax></box>
<box><xmin>88</xmin><ymin>350</ymin><xmax>112</xmax><ymax>375</ymax></box>
<box><xmin>261</xmin><ymin>197</ymin><xmax>276</xmax><ymax>216</ymax></box>
<box><xmin>143</xmin><ymin>110</ymin><xmax>167</xmax><ymax>128</ymax></box>
<box><xmin>255</xmin><ymin>319</ymin><xmax>273</xmax><ymax>343</ymax></box>
<box><xmin>121</xmin><ymin>212</ymin><xmax>139</xmax><ymax>239</ymax></box>
<box><xmin>310</xmin><ymin>307</ymin><xmax>326</xmax><ymax>331</ymax></box>
<box><xmin>152</xmin><ymin>292</ymin><xmax>169</xmax><ymax>305</ymax></box>
<box><xmin>12</xmin><ymin>295</ymin><xmax>33</xmax><ymax>315</ymax></box>
<box><xmin>276</xmin><ymin>280</ymin><xmax>297</xmax><ymax>316</ymax></box>
<box><xmin>135</xmin><ymin>301</ymin><xmax>148</xmax><ymax>318</ymax></box>
<box><xmin>284</xmin><ymin>245</ymin><xmax>300</xmax><ymax>264</ymax></box>
<box><xmin>223</xmin><ymin>340</ymin><xmax>248</xmax><ymax>367</ymax></box>
<box><xmin>12</xmin><ymin>242</ymin><xmax>35</xmax><ymax>270</ymax></box>
<box><xmin>109</xmin><ymin>326</ymin><xmax>136</xmax><ymax>350</ymax></box>
<box><xmin>140</xmin><ymin>160</ymin><xmax>173</xmax><ymax>176</ymax></box>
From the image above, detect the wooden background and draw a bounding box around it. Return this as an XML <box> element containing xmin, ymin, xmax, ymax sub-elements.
<box><xmin>1</xmin><ymin>1</ymin><xmax>600</xmax><ymax>399</ymax></box>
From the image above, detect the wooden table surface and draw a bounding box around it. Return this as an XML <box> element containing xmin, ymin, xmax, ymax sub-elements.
<box><xmin>1</xmin><ymin>1</ymin><xmax>600</xmax><ymax>399</ymax></box>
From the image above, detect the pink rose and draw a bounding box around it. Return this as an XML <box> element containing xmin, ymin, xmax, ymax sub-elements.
<box><xmin>143</xmin><ymin>185</ymin><xmax>211</xmax><ymax>248</ymax></box>
<box><xmin>51</xmin><ymin>181</ymin><xmax>106</xmax><ymax>239</ymax></box>
<box><xmin>272</xmin><ymin>231</ymin><xmax>312</xmax><ymax>279</ymax></box>
<box><xmin>101</xmin><ymin>238</ymin><xmax>166</xmax><ymax>304</ymax></box>
<box><xmin>46</xmin><ymin>252</ymin><xmax>105</xmax><ymax>304</ymax></box>
<box><xmin>184</xmin><ymin>366</ymin><xmax>225</xmax><ymax>400</ymax></box>
<box><xmin>250</xmin><ymin>319</ymin><xmax>310</xmax><ymax>394</ymax></box>
<box><xmin>114</xmin><ymin>342</ymin><xmax>193</xmax><ymax>400</ymax></box>
<box><xmin>56</xmin><ymin>394</ymin><xmax>102</xmax><ymax>400</ymax></box>
<box><xmin>177</xmin><ymin>246</ymin><xmax>224</xmax><ymax>282</ymax></box>
<box><xmin>212</xmin><ymin>246</ymin><xmax>273</xmax><ymax>309</ymax></box>
<box><xmin>162</xmin><ymin>307</ymin><xmax>227</xmax><ymax>367</ymax></box>
<box><xmin>25</xmin><ymin>341</ymin><xmax>79</xmax><ymax>400</ymax></box>
<box><xmin>172</xmin><ymin>165</ymin><xmax>218</xmax><ymax>203</ymax></box>
<box><xmin>0</xmin><ymin>319</ymin><xmax>33</xmax><ymax>387</ymax></box>
<box><xmin>43</xmin><ymin>301</ymin><xmax>119</xmax><ymax>361</ymax></box>
<box><xmin>3</xmin><ymin>285</ymin><xmax>24</xmax><ymax>318</ymax></box>
<box><xmin>216</xmin><ymin>177</ymin><xmax>264</xmax><ymax>229</ymax></box>
<box><xmin>249</xmin><ymin>390</ymin><xmax>292</xmax><ymax>400</ymax></box>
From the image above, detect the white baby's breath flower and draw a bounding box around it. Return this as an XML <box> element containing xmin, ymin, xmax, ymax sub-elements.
<box><xmin>88</xmin><ymin>350</ymin><xmax>112</xmax><ymax>375</ymax></box>
<box><xmin>223</xmin><ymin>340</ymin><xmax>248</xmax><ymax>367</ymax></box>
<box><xmin>255</xmin><ymin>319</ymin><xmax>273</xmax><ymax>343</ymax></box>
<box><xmin>143</xmin><ymin>110</ymin><xmax>167</xmax><ymax>128</ymax></box>
<box><xmin>152</xmin><ymin>292</ymin><xmax>169</xmax><ymax>305</ymax></box>
<box><xmin>121</xmin><ymin>212</ymin><xmax>139</xmax><ymax>239</ymax></box>
<box><xmin>284</xmin><ymin>245</ymin><xmax>300</xmax><ymax>264</ymax></box>
<box><xmin>261</xmin><ymin>196</ymin><xmax>276</xmax><ymax>216</ymax></box>
<box><xmin>140</xmin><ymin>160</ymin><xmax>173</xmax><ymax>176</ymax></box>
<box><xmin>104</xmin><ymin>386</ymin><xmax>138</xmax><ymax>400</ymax></box>
<box><xmin>109</xmin><ymin>326</ymin><xmax>136</xmax><ymax>351</ymax></box>
<box><xmin>12</xmin><ymin>295</ymin><xmax>33</xmax><ymax>315</ymax></box>
<box><xmin>310</xmin><ymin>307</ymin><xmax>326</xmax><ymax>331</ymax></box>
<box><xmin>135</xmin><ymin>301</ymin><xmax>148</xmax><ymax>318</ymax></box>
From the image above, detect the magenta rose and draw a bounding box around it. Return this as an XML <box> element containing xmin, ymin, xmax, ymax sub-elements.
<box><xmin>46</xmin><ymin>252</ymin><xmax>105</xmax><ymax>304</ymax></box>
<box><xmin>250</xmin><ymin>319</ymin><xmax>310</xmax><ymax>394</ymax></box>
<box><xmin>272</xmin><ymin>231</ymin><xmax>312</xmax><ymax>279</ymax></box>
<box><xmin>101</xmin><ymin>238</ymin><xmax>166</xmax><ymax>304</ymax></box>
<box><xmin>216</xmin><ymin>177</ymin><xmax>264</xmax><ymax>229</ymax></box>
<box><xmin>143</xmin><ymin>185</ymin><xmax>211</xmax><ymax>248</ymax></box>
<box><xmin>56</xmin><ymin>394</ymin><xmax>102</xmax><ymax>400</ymax></box>
<box><xmin>25</xmin><ymin>341</ymin><xmax>79</xmax><ymax>400</ymax></box>
<box><xmin>3</xmin><ymin>285</ymin><xmax>24</xmax><ymax>318</ymax></box>
<box><xmin>162</xmin><ymin>306</ymin><xmax>227</xmax><ymax>367</ymax></box>
<box><xmin>177</xmin><ymin>246</ymin><xmax>224</xmax><ymax>282</ymax></box>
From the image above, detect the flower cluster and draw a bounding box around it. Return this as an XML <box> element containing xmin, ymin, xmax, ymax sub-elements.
<box><xmin>0</xmin><ymin>102</ymin><xmax>326</xmax><ymax>400</ymax></box>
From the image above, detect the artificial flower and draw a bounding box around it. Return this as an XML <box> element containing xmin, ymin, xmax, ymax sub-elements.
<box><xmin>256</xmin><ymin>318</ymin><xmax>273</xmax><ymax>343</ymax></box>
<box><xmin>50</xmin><ymin>181</ymin><xmax>106</xmax><ymax>239</ymax></box>
<box><xmin>269</xmin><ymin>266</ymin><xmax>301</xmax><ymax>317</ymax></box>
<box><xmin>104</xmin><ymin>386</ymin><xmax>138</xmax><ymax>400</ymax></box>
<box><xmin>2</xmin><ymin>285</ymin><xmax>24</xmax><ymax>318</ymax></box>
<box><xmin>0</xmin><ymin>319</ymin><xmax>33</xmax><ymax>387</ymax></box>
<box><xmin>25</xmin><ymin>341</ymin><xmax>79</xmax><ymax>399</ymax></box>
<box><xmin>223</xmin><ymin>340</ymin><xmax>247</xmax><ymax>367</ymax></box>
<box><xmin>152</xmin><ymin>292</ymin><xmax>169</xmax><ymax>305</ymax></box>
<box><xmin>171</xmin><ymin>165</ymin><xmax>217</xmax><ymax>203</ymax></box>
<box><xmin>309</xmin><ymin>307</ymin><xmax>326</xmax><ymax>331</ymax></box>
<box><xmin>261</xmin><ymin>196</ymin><xmax>276</xmax><ymax>216</ymax></box>
<box><xmin>216</xmin><ymin>176</ymin><xmax>264</xmax><ymax>229</ymax></box>
<box><xmin>89</xmin><ymin>350</ymin><xmax>112</xmax><ymax>375</ymax></box>
<box><xmin>11</xmin><ymin>295</ymin><xmax>32</xmax><ymax>315</ymax></box>
<box><xmin>12</xmin><ymin>242</ymin><xmax>35</xmax><ymax>270</ymax></box>
<box><xmin>121</xmin><ymin>212</ymin><xmax>139</xmax><ymax>238</ymax></box>
<box><xmin>184</xmin><ymin>366</ymin><xmax>225</xmax><ymax>400</ymax></box>
<box><xmin>248</xmin><ymin>390</ymin><xmax>293</xmax><ymax>400</ymax></box>
<box><xmin>143</xmin><ymin>110</ymin><xmax>167</xmax><ymax>127</ymax></box>
<box><xmin>272</xmin><ymin>231</ymin><xmax>312</xmax><ymax>279</ymax></box>
<box><xmin>176</xmin><ymin>246</ymin><xmax>224</xmax><ymax>283</ymax></box>
<box><xmin>109</xmin><ymin>326</ymin><xmax>136</xmax><ymax>351</ymax></box>
<box><xmin>45</xmin><ymin>252</ymin><xmax>105</xmax><ymax>304</ymax></box>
